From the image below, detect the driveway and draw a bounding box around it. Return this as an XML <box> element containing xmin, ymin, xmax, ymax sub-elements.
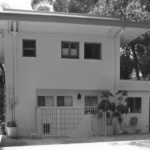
<box><xmin>1</xmin><ymin>134</ymin><xmax>150</xmax><ymax>150</ymax></box>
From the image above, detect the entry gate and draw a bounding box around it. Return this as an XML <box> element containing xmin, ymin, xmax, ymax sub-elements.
<box><xmin>37</xmin><ymin>106</ymin><xmax>105</xmax><ymax>137</ymax></box>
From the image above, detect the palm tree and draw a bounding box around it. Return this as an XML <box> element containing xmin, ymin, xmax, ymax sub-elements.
<box><xmin>31</xmin><ymin>0</ymin><xmax>53</xmax><ymax>11</ymax></box>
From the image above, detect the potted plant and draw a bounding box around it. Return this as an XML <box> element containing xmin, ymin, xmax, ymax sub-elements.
<box><xmin>6</xmin><ymin>100</ymin><xmax>19</xmax><ymax>138</ymax></box>
<box><xmin>98</xmin><ymin>91</ymin><xmax>115</xmax><ymax>135</ymax></box>
<box><xmin>98</xmin><ymin>90</ymin><xmax>129</xmax><ymax>135</ymax></box>
<box><xmin>114</xmin><ymin>90</ymin><xmax>128</xmax><ymax>134</ymax></box>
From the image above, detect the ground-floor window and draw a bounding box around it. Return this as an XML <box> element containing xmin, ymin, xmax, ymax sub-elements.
<box><xmin>127</xmin><ymin>97</ymin><xmax>141</xmax><ymax>113</ymax></box>
<box><xmin>38</xmin><ymin>96</ymin><xmax>54</xmax><ymax>106</ymax></box>
<box><xmin>84</xmin><ymin>96</ymin><xmax>98</xmax><ymax>114</ymax></box>
<box><xmin>57</xmin><ymin>96</ymin><xmax>73</xmax><ymax>106</ymax></box>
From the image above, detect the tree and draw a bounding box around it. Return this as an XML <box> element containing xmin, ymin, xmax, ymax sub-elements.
<box><xmin>53</xmin><ymin>0</ymin><xmax>69</xmax><ymax>12</ymax></box>
<box><xmin>31</xmin><ymin>0</ymin><xmax>53</xmax><ymax>11</ymax></box>
<box><xmin>0</xmin><ymin>2</ymin><xmax>10</xmax><ymax>11</ymax></box>
<box><xmin>134</xmin><ymin>31</ymin><xmax>150</xmax><ymax>80</ymax></box>
<box><xmin>53</xmin><ymin>0</ymin><xmax>99</xmax><ymax>13</ymax></box>
<box><xmin>0</xmin><ymin>64</ymin><xmax>5</xmax><ymax>122</ymax></box>
<box><xmin>0</xmin><ymin>2</ymin><xmax>8</xmax><ymax>122</ymax></box>
<box><xmin>100</xmin><ymin>0</ymin><xmax>150</xmax><ymax>80</ymax></box>
<box><xmin>31</xmin><ymin>0</ymin><xmax>99</xmax><ymax>13</ymax></box>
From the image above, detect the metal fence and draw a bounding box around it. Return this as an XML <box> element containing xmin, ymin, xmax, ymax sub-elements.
<box><xmin>37</xmin><ymin>106</ymin><xmax>105</xmax><ymax>137</ymax></box>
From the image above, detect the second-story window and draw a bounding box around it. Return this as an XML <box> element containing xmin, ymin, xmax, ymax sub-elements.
<box><xmin>84</xmin><ymin>43</ymin><xmax>101</xmax><ymax>60</ymax></box>
<box><xmin>61</xmin><ymin>42</ymin><xmax>79</xmax><ymax>59</ymax></box>
<box><xmin>23</xmin><ymin>40</ymin><xmax>36</xmax><ymax>57</ymax></box>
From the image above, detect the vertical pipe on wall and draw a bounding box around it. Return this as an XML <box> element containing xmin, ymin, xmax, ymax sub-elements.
<box><xmin>10</xmin><ymin>21</ymin><xmax>19</xmax><ymax>121</ymax></box>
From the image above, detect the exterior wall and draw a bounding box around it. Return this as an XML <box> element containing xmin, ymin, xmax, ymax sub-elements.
<box><xmin>5</xmin><ymin>26</ymin><xmax>150</xmax><ymax>135</ymax></box>
<box><xmin>4</xmin><ymin>30</ymin><xmax>118</xmax><ymax>136</ymax></box>
<box><xmin>119</xmin><ymin>80</ymin><xmax>150</xmax><ymax>133</ymax></box>
<box><xmin>122</xmin><ymin>91</ymin><xmax>149</xmax><ymax>133</ymax></box>
<box><xmin>17</xmin><ymin>32</ymin><xmax>116</xmax><ymax>90</ymax></box>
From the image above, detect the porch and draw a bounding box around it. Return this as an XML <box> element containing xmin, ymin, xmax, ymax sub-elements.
<box><xmin>37</xmin><ymin>106</ymin><xmax>105</xmax><ymax>137</ymax></box>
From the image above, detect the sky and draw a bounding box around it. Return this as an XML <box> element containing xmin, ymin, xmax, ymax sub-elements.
<box><xmin>0</xmin><ymin>0</ymin><xmax>32</xmax><ymax>10</ymax></box>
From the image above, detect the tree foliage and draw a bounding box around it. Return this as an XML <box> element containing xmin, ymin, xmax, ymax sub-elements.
<box><xmin>0</xmin><ymin>64</ymin><xmax>5</xmax><ymax>121</ymax></box>
<box><xmin>31</xmin><ymin>0</ymin><xmax>53</xmax><ymax>11</ymax></box>
<box><xmin>0</xmin><ymin>2</ymin><xmax>10</xmax><ymax>11</ymax></box>
<box><xmin>53</xmin><ymin>0</ymin><xmax>99</xmax><ymax>13</ymax></box>
<box><xmin>120</xmin><ymin>52</ymin><xmax>134</xmax><ymax>80</ymax></box>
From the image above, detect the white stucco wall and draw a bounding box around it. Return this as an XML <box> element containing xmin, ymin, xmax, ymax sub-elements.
<box><xmin>4</xmin><ymin>28</ymin><xmax>120</xmax><ymax>136</ymax></box>
<box><xmin>120</xmin><ymin>90</ymin><xmax>150</xmax><ymax>133</ymax></box>
<box><xmin>4</xmin><ymin>26</ymin><xmax>150</xmax><ymax>136</ymax></box>
<box><xmin>119</xmin><ymin>80</ymin><xmax>150</xmax><ymax>133</ymax></box>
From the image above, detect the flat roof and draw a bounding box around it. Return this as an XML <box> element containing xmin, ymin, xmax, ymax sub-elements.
<box><xmin>0</xmin><ymin>9</ymin><xmax>149</xmax><ymax>29</ymax></box>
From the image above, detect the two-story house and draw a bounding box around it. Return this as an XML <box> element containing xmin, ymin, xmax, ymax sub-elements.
<box><xmin>0</xmin><ymin>9</ymin><xmax>150</xmax><ymax>137</ymax></box>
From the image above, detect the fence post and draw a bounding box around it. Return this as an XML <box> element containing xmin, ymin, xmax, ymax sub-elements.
<box><xmin>105</xmin><ymin>112</ymin><xmax>106</xmax><ymax>136</ymax></box>
<box><xmin>37</xmin><ymin>107</ymin><xmax>40</xmax><ymax>135</ymax></box>
<box><xmin>57</xmin><ymin>107</ymin><xmax>60</xmax><ymax>137</ymax></box>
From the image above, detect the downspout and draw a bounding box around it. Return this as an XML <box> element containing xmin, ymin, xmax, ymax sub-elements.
<box><xmin>10</xmin><ymin>21</ymin><xmax>19</xmax><ymax>121</ymax></box>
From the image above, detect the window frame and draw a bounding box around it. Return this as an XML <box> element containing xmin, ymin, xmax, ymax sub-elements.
<box><xmin>61</xmin><ymin>41</ymin><xmax>79</xmax><ymax>59</ymax></box>
<box><xmin>37</xmin><ymin>96</ymin><xmax>54</xmax><ymax>107</ymax></box>
<box><xmin>127</xmin><ymin>97</ymin><xmax>142</xmax><ymax>113</ymax></box>
<box><xmin>84</xmin><ymin>96</ymin><xmax>98</xmax><ymax>115</ymax></box>
<box><xmin>22</xmin><ymin>39</ymin><xmax>36</xmax><ymax>57</ymax></box>
<box><xmin>57</xmin><ymin>96</ymin><xmax>73</xmax><ymax>107</ymax></box>
<box><xmin>84</xmin><ymin>43</ymin><xmax>101</xmax><ymax>60</ymax></box>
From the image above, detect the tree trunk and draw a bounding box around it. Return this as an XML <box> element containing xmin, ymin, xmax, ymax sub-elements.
<box><xmin>138</xmin><ymin>63</ymin><xmax>145</xmax><ymax>80</ymax></box>
<box><xmin>130</xmin><ymin>42</ymin><xmax>140</xmax><ymax>80</ymax></box>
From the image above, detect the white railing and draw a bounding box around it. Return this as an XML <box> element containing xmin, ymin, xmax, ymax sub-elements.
<box><xmin>37</xmin><ymin>106</ymin><xmax>105</xmax><ymax>137</ymax></box>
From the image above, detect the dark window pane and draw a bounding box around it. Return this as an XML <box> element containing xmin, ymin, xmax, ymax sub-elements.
<box><xmin>135</xmin><ymin>98</ymin><xmax>141</xmax><ymax>112</ymax></box>
<box><xmin>23</xmin><ymin>40</ymin><xmax>35</xmax><ymax>48</ymax></box>
<box><xmin>23</xmin><ymin>49</ymin><xmax>36</xmax><ymax>57</ymax></box>
<box><xmin>71</xmin><ymin>43</ymin><xmax>77</xmax><ymax>49</ymax></box>
<box><xmin>85</xmin><ymin>44</ymin><xmax>92</xmax><ymax>59</ymax></box>
<box><xmin>57</xmin><ymin>96</ymin><xmax>64</xmax><ymax>106</ymax></box>
<box><xmin>62</xmin><ymin>43</ymin><xmax>69</xmax><ymax>49</ymax></box>
<box><xmin>127</xmin><ymin>98</ymin><xmax>134</xmax><ymax>112</ymax></box>
<box><xmin>84</xmin><ymin>43</ymin><xmax>101</xmax><ymax>59</ymax></box>
<box><xmin>85</xmin><ymin>96</ymin><xmax>92</xmax><ymax>106</ymax></box>
<box><xmin>23</xmin><ymin>40</ymin><xmax>36</xmax><ymax>57</ymax></box>
<box><xmin>92</xmin><ymin>45</ymin><xmax>100</xmax><ymax>59</ymax></box>
<box><xmin>127</xmin><ymin>97</ymin><xmax>141</xmax><ymax>113</ymax></box>
<box><xmin>38</xmin><ymin>96</ymin><xmax>45</xmax><ymax>106</ymax></box>
<box><xmin>92</xmin><ymin>96</ymin><xmax>98</xmax><ymax>106</ymax></box>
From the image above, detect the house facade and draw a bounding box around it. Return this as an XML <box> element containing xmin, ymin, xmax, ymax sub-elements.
<box><xmin>0</xmin><ymin>9</ymin><xmax>150</xmax><ymax>136</ymax></box>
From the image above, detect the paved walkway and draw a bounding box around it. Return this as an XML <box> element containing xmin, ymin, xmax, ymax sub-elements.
<box><xmin>1</xmin><ymin>134</ymin><xmax>150</xmax><ymax>150</ymax></box>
